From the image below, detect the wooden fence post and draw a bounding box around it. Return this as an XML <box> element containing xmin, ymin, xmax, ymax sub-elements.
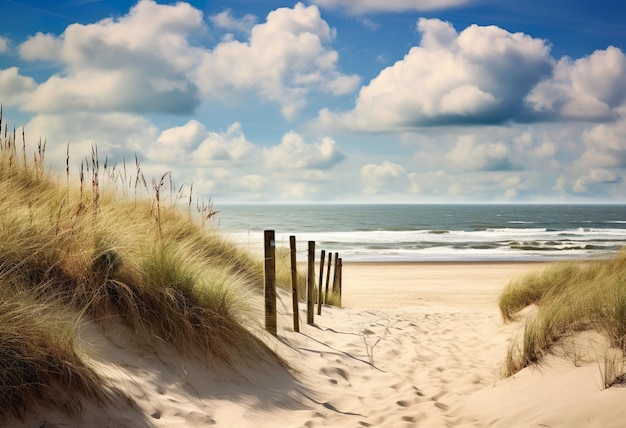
<box><xmin>307</xmin><ymin>241</ymin><xmax>315</xmax><ymax>325</ymax></box>
<box><xmin>324</xmin><ymin>252</ymin><xmax>333</xmax><ymax>304</ymax></box>
<box><xmin>338</xmin><ymin>257</ymin><xmax>343</xmax><ymax>306</ymax></box>
<box><xmin>290</xmin><ymin>235</ymin><xmax>299</xmax><ymax>333</ymax></box>
<box><xmin>264</xmin><ymin>230</ymin><xmax>277</xmax><ymax>336</ymax></box>
<box><xmin>317</xmin><ymin>250</ymin><xmax>325</xmax><ymax>315</ymax></box>
<box><xmin>332</xmin><ymin>252</ymin><xmax>340</xmax><ymax>295</ymax></box>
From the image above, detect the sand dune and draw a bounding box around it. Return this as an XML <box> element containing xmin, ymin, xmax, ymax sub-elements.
<box><xmin>13</xmin><ymin>262</ymin><xmax>626</xmax><ymax>427</ymax></box>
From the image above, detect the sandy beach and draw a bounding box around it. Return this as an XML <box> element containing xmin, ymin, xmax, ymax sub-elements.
<box><xmin>341</xmin><ymin>261</ymin><xmax>544</xmax><ymax>310</ymax></box>
<box><xmin>19</xmin><ymin>261</ymin><xmax>626</xmax><ymax>427</ymax></box>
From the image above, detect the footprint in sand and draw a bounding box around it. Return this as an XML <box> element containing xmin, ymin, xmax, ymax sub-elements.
<box><xmin>319</xmin><ymin>366</ymin><xmax>351</xmax><ymax>385</ymax></box>
<box><xmin>396</xmin><ymin>400</ymin><xmax>410</xmax><ymax>408</ymax></box>
<box><xmin>435</xmin><ymin>401</ymin><xmax>450</xmax><ymax>411</ymax></box>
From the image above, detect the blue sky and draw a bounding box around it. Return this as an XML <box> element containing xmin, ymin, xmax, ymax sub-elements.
<box><xmin>1</xmin><ymin>0</ymin><xmax>625</xmax><ymax>203</ymax></box>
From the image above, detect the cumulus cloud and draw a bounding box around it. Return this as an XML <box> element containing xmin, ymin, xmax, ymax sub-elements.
<box><xmin>0</xmin><ymin>67</ymin><xmax>36</xmax><ymax>104</ymax></box>
<box><xmin>18</xmin><ymin>0</ymin><xmax>204</xmax><ymax>114</ymax></box>
<box><xmin>148</xmin><ymin>120</ymin><xmax>254</xmax><ymax>166</ymax></box>
<box><xmin>578</xmin><ymin>115</ymin><xmax>626</xmax><ymax>168</ymax></box>
<box><xmin>408</xmin><ymin>170</ymin><xmax>454</xmax><ymax>196</ymax></box>
<box><xmin>318</xmin><ymin>18</ymin><xmax>553</xmax><ymax>131</ymax></box>
<box><xmin>527</xmin><ymin>46</ymin><xmax>626</xmax><ymax>121</ymax></box>
<box><xmin>210</xmin><ymin>10</ymin><xmax>257</xmax><ymax>33</ymax></box>
<box><xmin>573</xmin><ymin>169</ymin><xmax>622</xmax><ymax>193</ymax></box>
<box><xmin>398</xmin><ymin>123</ymin><xmax>602</xmax><ymax>201</ymax></box>
<box><xmin>196</xmin><ymin>2</ymin><xmax>360</xmax><ymax>119</ymax></box>
<box><xmin>361</xmin><ymin>161</ymin><xmax>407</xmax><ymax>194</ymax></box>
<box><xmin>446</xmin><ymin>135</ymin><xmax>518</xmax><ymax>171</ymax></box>
<box><xmin>24</xmin><ymin>111</ymin><xmax>159</xmax><ymax>166</ymax></box>
<box><xmin>24</xmin><ymin>113</ymin><xmax>272</xmax><ymax>201</ymax></box>
<box><xmin>12</xmin><ymin>1</ymin><xmax>357</xmax><ymax>119</ymax></box>
<box><xmin>18</xmin><ymin>33</ymin><xmax>63</xmax><ymax>62</ymax></box>
<box><xmin>256</xmin><ymin>131</ymin><xmax>347</xmax><ymax>200</ymax></box>
<box><xmin>264</xmin><ymin>132</ymin><xmax>344</xmax><ymax>170</ymax></box>
<box><xmin>311</xmin><ymin>0</ymin><xmax>474</xmax><ymax>14</ymax></box>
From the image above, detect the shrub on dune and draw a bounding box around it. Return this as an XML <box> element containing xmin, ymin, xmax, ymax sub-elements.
<box><xmin>499</xmin><ymin>252</ymin><xmax>626</xmax><ymax>379</ymax></box>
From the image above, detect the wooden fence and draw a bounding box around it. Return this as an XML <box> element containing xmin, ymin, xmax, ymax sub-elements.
<box><xmin>263</xmin><ymin>230</ymin><xmax>342</xmax><ymax>336</ymax></box>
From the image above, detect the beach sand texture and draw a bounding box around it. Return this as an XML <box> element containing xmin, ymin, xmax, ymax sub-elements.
<box><xmin>16</xmin><ymin>262</ymin><xmax>626</xmax><ymax>427</ymax></box>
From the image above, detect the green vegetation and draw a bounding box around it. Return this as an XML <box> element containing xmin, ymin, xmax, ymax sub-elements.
<box><xmin>499</xmin><ymin>253</ymin><xmax>626</xmax><ymax>381</ymax></box>
<box><xmin>0</xmin><ymin>113</ymin><xmax>300</xmax><ymax>422</ymax></box>
<box><xmin>324</xmin><ymin>291</ymin><xmax>342</xmax><ymax>307</ymax></box>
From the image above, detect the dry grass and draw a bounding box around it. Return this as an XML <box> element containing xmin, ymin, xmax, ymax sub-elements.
<box><xmin>324</xmin><ymin>291</ymin><xmax>342</xmax><ymax>307</ymax></box>
<box><xmin>0</xmin><ymin>113</ymin><xmax>284</xmax><ymax>421</ymax></box>
<box><xmin>0</xmin><ymin>286</ymin><xmax>115</xmax><ymax>422</ymax></box>
<box><xmin>499</xmin><ymin>253</ymin><xmax>626</xmax><ymax>380</ymax></box>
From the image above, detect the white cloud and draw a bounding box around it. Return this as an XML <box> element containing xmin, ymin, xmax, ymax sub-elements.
<box><xmin>0</xmin><ymin>37</ymin><xmax>9</xmax><ymax>53</ymax></box>
<box><xmin>240</xmin><ymin>175</ymin><xmax>267</xmax><ymax>193</ymax></box>
<box><xmin>360</xmin><ymin>18</ymin><xmax>379</xmax><ymax>31</ymax></box>
<box><xmin>318</xmin><ymin>18</ymin><xmax>553</xmax><ymax>131</ymax></box>
<box><xmin>527</xmin><ymin>46</ymin><xmax>626</xmax><ymax>120</ymax></box>
<box><xmin>504</xmin><ymin>188</ymin><xmax>518</xmax><ymax>199</ymax></box>
<box><xmin>17</xmin><ymin>0</ymin><xmax>204</xmax><ymax>114</ymax></box>
<box><xmin>439</xmin><ymin>85</ymin><xmax>497</xmax><ymax>115</ymax></box>
<box><xmin>571</xmin><ymin>171</ymin><xmax>621</xmax><ymax>193</ymax></box>
<box><xmin>195</xmin><ymin>3</ymin><xmax>359</xmax><ymax>119</ymax></box>
<box><xmin>19</xmin><ymin>32</ymin><xmax>63</xmax><ymax>62</ymax></box>
<box><xmin>13</xmin><ymin>2</ymin><xmax>358</xmax><ymax>120</ymax></box>
<box><xmin>0</xmin><ymin>67</ymin><xmax>36</xmax><ymax>104</ymax></box>
<box><xmin>19</xmin><ymin>112</ymin><xmax>264</xmax><ymax>201</ymax></box>
<box><xmin>588</xmin><ymin>169</ymin><xmax>621</xmax><ymax>184</ymax></box>
<box><xmin>149</xmin><ymin>120</ymin><xmax>254</xmax><ymax>166</ymax></box>
<box><xmin>418</xmin><ymin>17</ymin><xmax>457</xmax><ymax>50</ymax></box>
<box><xmin>311</xmin><ymin>0</ymin><xmax>473</xmax><ymax>14</ymax></box>
<box><xmin>264</xmin><ymin>131</ymin><xmax>344</xmax><ymax>170</ymax></box>
<box><xmin>24</xmin><ymin>69</ymin><xmax>200</xmax><ymax>114</ymax></box>
<box><xmin>361</xmin><ymin>161</ymin><xmax>407</xmax><ymax>194</ymax></box>
<box><xmin>446</xmin><ymin>136</ymin><xmax>516</xmax><ymax>171</ymax></box>
<box><xmin>24</xmin><ymin>112</ymin><xmax>159</xmax><ymax>168</ymax></box>
<box><xmin>192</xmin><ymin>122</ymin><xmax>254</xmax><ymax>164</ymax></box>
<box><xmin>578</xmin><ymin>115</ymin><xmax>626</xmax><ymax>168</ymax></box>
<box><xmin>276</xmin><ymin>181</ymin><xmax>325</xmax><ymax>199</ymax></box>
<box><xmin>408</xmin><ymin>170</ymin><xmax>454</xmax><ymax>196</ymax></box>
<box><xmin>399</xmin><ymin>123</ymin><xmax>603</xmax><ymax>201</ymax></box>
<box><xmin>210</xmin><ymin>9</ymin><xmax>257</xmax><ymax>33</ymax></box>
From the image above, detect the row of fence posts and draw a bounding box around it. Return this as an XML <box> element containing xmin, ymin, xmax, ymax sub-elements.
<box><xmin>264</xmin><ymin>230</ymin><xmax>342</xmax><ymax>336</ymax></box>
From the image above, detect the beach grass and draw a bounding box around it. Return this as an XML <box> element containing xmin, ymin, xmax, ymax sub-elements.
<box><xmin>499</xmin><ymin>253</ymin><xmax>626</xmax><ymax>379</ymax></box>
<box><xmin>325</xmin><ymin>291</ymin><xmax>341</xmax><ymax>307</ymax></box>
<box><xmin>0</xmin><ymin>115</ymin><xmax>291</xmax><ymax>421</ymax></box>
<box><xmin>0</xmin><ymin>285</ymin><xmax>119</xmax><ymax>421</ymax></box>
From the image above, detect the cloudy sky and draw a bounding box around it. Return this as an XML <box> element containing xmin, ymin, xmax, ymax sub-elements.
<box><xmin>1</xmin><ymin>0</ymin><xmax>625</xmax><ymax>203</ymax></box>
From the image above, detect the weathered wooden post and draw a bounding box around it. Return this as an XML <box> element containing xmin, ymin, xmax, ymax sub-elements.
<box><xmin>317</xmin><ymin>250</ymin><xmax>326</xmax><ymax>315</ymax></box>
<box><xmin>324</xmin><ymin>252</ymin><xmax>333</xmax><ymax>304</ymax></box>
<box><xmin>332</xmin><ymin>252</ymin><xmax>340</xmax><ymax>295</ymax></box>
<box><xmin>338</xmin><ymin>257</ymin><xmax>343</xmax><ymax>306</ymax></box>
<box><xmin>290</xmin><ymin>235</ymin><xmax>299</xmax><ymax>333</ymax></box>
<box><xmin>264</xmin><ymin>230</ymin><xmax>277</xmax><ymax>336</ymax></box>
<box><xmin>307</xmin><ymin>241</ymin><xmax>315</xmax><ymax>325</ymax></box>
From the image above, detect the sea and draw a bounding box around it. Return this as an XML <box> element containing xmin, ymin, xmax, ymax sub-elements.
<box><xmin>212</xmin><ymin>204</ymin><xmax>626</xmax><ymax>262</ymax></box>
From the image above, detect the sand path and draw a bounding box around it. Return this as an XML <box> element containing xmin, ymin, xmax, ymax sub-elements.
<box><xmin>16</xmin><ymin>261</ymin><xmax>626</xmax><ymax>427</ymax></box>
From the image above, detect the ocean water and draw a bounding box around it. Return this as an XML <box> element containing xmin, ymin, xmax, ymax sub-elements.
<box><xmin>213</xmin><ymin>204</ymin><xmax>626</xmax><ymax>262</ymax></box>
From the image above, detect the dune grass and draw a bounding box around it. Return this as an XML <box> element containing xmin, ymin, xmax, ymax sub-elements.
<box><xmin>499</xmin><ymin>252</ymin><xmax>626</xmax><ymax>381</ymax></box>
<box><xmin>0</xmin><ymin>285</ymin><xmax>116</xmax><ymax>420</ymax></box>
<box><xmin>0</xmin><ymin>113</ymin><xmax>293</xmax><ymax>421</ymax></box>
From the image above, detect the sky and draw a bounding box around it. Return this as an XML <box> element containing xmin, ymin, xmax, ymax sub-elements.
<box><xmin>0</xmin><ymin>0</ymin><xmax>625</xmax><ymax>204</ymax></box>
